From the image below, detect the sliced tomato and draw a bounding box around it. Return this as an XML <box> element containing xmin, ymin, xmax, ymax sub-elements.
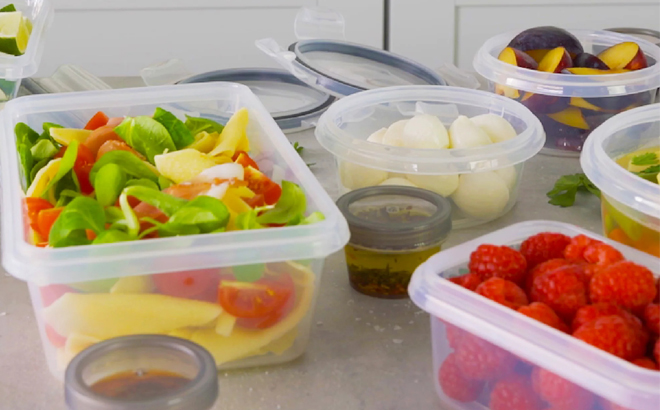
<box><xmin>233</xmin><ymin>151</ymin><xmax>259</xmax><ymax>170</ymax></box>
<box><xmin>236</xmin><ymin>288</ymin><xmax>295</xmax><ymax>329</ymax></box>
<box><xmin>96</xmin><ymin>140</ymin><xmax>143</xmax><ymax>161</ymax></box>
<box><xmin>55</xmin><ymin>144</ymin><xmax>96</xmax><ymax>194</ymax></box>
<box><xmin>153</xmin><ymin>269</ymin><xmax>221</xmax><ymax>300</ymax></box>
<box><xmin>84</xmin><ymin>111</ymin><xmax>109</xmax><ymax>131</ymax></box>
<box><xmin>164</xmin><ymin>182</ymin><xmax>213</xmax><ymax>200</ymax></box>
<box><xmin>37</xmin><ymin>207</ymin><xmax>63</xmax><ymax>241</ymax></box>
<box><xmin>218</xmin><ymin>273</ymin><xmax>294</xmax><ymax>319</ymax></box>
<box><xmin>244</xmin><ymin>166</ymin><xmax>282</xmax><ymax>205</ymax></box>
<box><xmin>244</xmin><ymin>194</ymin><xmax>266</xmax><ymax>209</ymax></box>
<box><xmin>40</xmin><ymin>284</ymin><xmax>76</xmax><ymax>307</ymax></box>
<box><xmin>25</xmin><ymin>197</ymin><xmax>53</xmax><ymax>234</ymax></box>
<box><xmin>45</xmin><ymin>325</ymin><xmax>67</xmax><ymax>348</ymax></box>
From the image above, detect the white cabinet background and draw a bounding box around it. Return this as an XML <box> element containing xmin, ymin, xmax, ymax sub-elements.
<box><xmin>390</xmin><ymin>0</ymin><xmax>660</xmax><ymax>72</ymax></box>
<box><xmin>38</xmin><ymin>0</ymin><xmax>384</xmax><ymax>77</ymax></box>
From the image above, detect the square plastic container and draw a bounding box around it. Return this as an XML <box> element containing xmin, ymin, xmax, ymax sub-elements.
<box><xmin>0</xmin><ymin>0</ymin><xmax>53</xmax><ymax>101</ymax></box>
<box><xmin>314</xmin><ymin>85</ymin><xmax>545</xmax><ymax>229</ymax></box>
<box><xmin>0</xmin><ymin>83</ymin><xmax>350</xmax><ymax>380</ymax></box>
<box><xmin>474</xmin><ymin>29</ymin><xmax>660</xmax><ymax>156</ymax></box>
<box><xmin>581</xmin><ymin>103</ymin><xmax>660</xmax><ymax>258</ymax></box>
<box><xmin>408</xmin><ymin>221</ymin><xmax>660</xmax><ymax>410</ymax></box>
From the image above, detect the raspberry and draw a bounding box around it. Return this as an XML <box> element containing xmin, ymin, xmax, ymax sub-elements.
<box><xmin>571</xmin><ymin>303</ymin><xmax>641</xmax><ymax>332</ymax></box>
<box><xmin>655</xmin><ymin>338</ymin><xmax>660</xmax><ymax>365</ymax></box>
<box><xmin>454</xmin><ymin>334</ymin><xmax>517</xmax><ymax>380</ymax></box>
<box><xmin>449</xmin><ymin>273</ymin><xmax>482</xmax><ymax>292</ymax></box>
<box><xmin>564</xmin><ymin>234</ymin><xmax>601</xmax><ymax>261</ymax></box>
<box><xmin>520</xmin><ymin>232</ymin><xmax>571</xmax><ymax>268</ymax></box>
<box><xmin>531</xmin><ymin>367</ymin><xmax>594</xmax><ymax>409</ymax></box>
<box><xmin>444</xmin><ymin>321</ymin><xmax>468</xmax><ymax>349</ymax></box>
<box><xmin>518</xmin><ymin>302</ymin><xmax>569</xmax><ymax>333</ymax></box>
<box><xmin>468</xmin><ymin>244</ymin><xmax>528</xmax><ymax>284</ymax></box>
<box><xmin>630</xmin><ymin>357</ymin><xmax>658</xmax><ymax>370</ymax></box>
<box><xmin>438</xmin><ymin>352</ymin><xmax>485</xmax><ymax>402</ymax></box>
<box><xmin>525</xmin><ymin>259</ymin><xmax>575</xmax><ymax>294</ymax></box>
<box><xmin>582</xmin><ymin>263</ymin><xmax>603</xmax><ymax>284</ymax></box>
<box><xmin>489</xmin><ymin>376</ymin><xmax>543</xmax><ymax>410</ymax></box>
<box><xmin>530</xmin><ymin>265</ymin><xmax>588</xmax><ymax>322</ymax></box>
<box><xmin>589</xmin><ymin>261</ymin><xmax>657</xmax><ymax>314</ymax></box>
<box><xmin>476</xmin><ymin>278</ymin><xmax>529</xmax><ymax>310</ymax></box>
<box><xmin>573</xmin><ymin>315</ymin><xmax>646</xmax><ymax>361</ymax></box>
<box><xmin>643</xmin><ymin>304</ymin><xmax>660</xmax><ymax>335</ymax></box>
<box><xmin>583</xmin><ymin>242</ymin><xmax>624</xmax><ymax>265</ymax></box>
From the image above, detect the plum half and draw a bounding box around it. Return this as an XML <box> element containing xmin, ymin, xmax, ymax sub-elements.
<box><xmin>498</xmin><ymin>47</ymin><xmax>538</xmax><ymax>70</ymax></box>
<box><xmin>598</xmin><ymin>42</ymin><xmax>648</xmax><ymax>70</ymax></box>
<box><xmin>538</xmin><ymin>47</ymin><xmax>573</xmax><ymax>73</ymax></box>
<box><xmin>507</xmin><ymin>26</ymin><xmax>584</xmax><ymax>61</ymax></box>
<box><xmin>573</xmin><ymin>53</ymin><xmax>609</xmax><ymax>70</ymax></box>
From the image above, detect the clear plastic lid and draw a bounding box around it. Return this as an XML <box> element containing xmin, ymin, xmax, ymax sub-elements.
<box><xmin>581</xmin><ymin>103</ymin><xmax>660</xmax><ymax>224</ymax></box>
<box><xmin>474</xmin><ymin>29</ymin><xmax>660</xmax><ymax>98</ymax></box>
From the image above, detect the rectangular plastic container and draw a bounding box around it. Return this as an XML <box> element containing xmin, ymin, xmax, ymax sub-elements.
<box><xmin>474</xmin><ymin>29</ymin><xmax>660</xmax><ymax>156</ymax></box>
<box><xmin>581</xmin><ymin>103</ymin><xmax>660</xmax><ymax>258</ymax></box>
<box><xmin>0</xmin><ymin>0</ymin><xmax>53</xmax><ymax>101</ymax></box>
<box><xmin>409</xmin><ymin>221</ymin><xmax>660</xmax><ymax>410</ymax></box>
<box><xmin>0</xmin><ymin>83</ymin><xmax>350</xmax><ymax>380</ymax></box>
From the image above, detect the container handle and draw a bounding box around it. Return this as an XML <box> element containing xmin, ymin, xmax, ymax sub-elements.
<box><xmin>255</xmin><ymin>38</ymin><xmax>315</xmax><ymax>83</ymax></box>
<box><xmin>140</xmin><ymin>59</ymin><xmax>193</xmax><ymax>86</ymax></box>
<box><xmin>294</xmin><ymin>6</ymin><xmax>346</xmax><ymax>40</ymax></box>
<box><xmin>435</xmin><ymin>63</ymin><xmax>482</xmax><ymax>89</ymax></box>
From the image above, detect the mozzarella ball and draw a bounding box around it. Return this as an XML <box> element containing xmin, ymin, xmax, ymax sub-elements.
<box><xmin>495</xmin><ymin>166</ymin><xmax>518</xmax><ymax>192</ymax></box>
<box><xmin>339</xmin><ymin>161</ymin><xmax>388</xmax><ymax>190</ymax></box>
<box><xmin>448</xmin><ymin>115</ymin><xmax>492</xmax><ymax>149</ymax></box>
<box><xmin>367</xmin><ymin>127</ymin><xmax>387</xmax><ymax>144</ymax></box>
<box><xmin>402</xmin><ymin>114</ymin><xmax>450</xmax><ymax>149</ymax></box>
<box><xmin>379</xmin><ymin>177</ymin><xmax>418</xmax><ymax>187</ymax></box>
<box><xmin>381</xmin><ymin>119</ymin><xmax>409</xmax><ymax>147</ymax></box>
<box><xmin>470</xmin><ymin>114</ymin><xmax>518</xmax><ymax>143</ymax></box>
<box><xmin>451</xmin><ymin>172</ymin><xmax>510</xmax><ymax>219</ymax></box>
<box><xmin>405</xmin><ymin>173</ymin><xmax>459</xmax><ymax>197</ymax></box>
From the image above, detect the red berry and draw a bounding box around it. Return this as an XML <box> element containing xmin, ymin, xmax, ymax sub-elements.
<box><xmin>531</xmin><ymin>367</ymin><xmax>594</xmax><ymax>409</ymax></box>
<box><xmin>571</xmin><ymin>303</ymin><xmax>640</xmax><ymax>333</ymax></box>
<box><xmin>518</xmin><ymin>302</ymin><xmax>570</xmax><ymax>333</ymax></box>
<box><xmin>573</xmin><ymin>315</ymin><xmax>647</xmax><ymax>361</ymax></box>
<box><xmin>643</xmin><ymin>304</ymin><xmax>660</xmax><ymax>335</ymax></box>
<box><xmin>468</xmin><ymin>244</ymin><xmax>528</xmax><ymax>284</ymax></box>
<box><xmin>530</xmin><ymin>265</ymin><xmax>588</xmax><ymax>322</ymax></box>
<box><xmin>444</xmin><ymin>321</ymin><xmax>468</xmax><ymax>349</ymax></box>
<box><xmin>630</xmin><ymin>357</ymin><xmax>658</xmax><ymax>370</ymax></box>
<box><xmin>40</xmin><ymin>284</ymin><xmax>76</xmax><ymax>308</ymax></box>
<box><xmin>589</xmin><ymin>261</ymin><xmax>657</xmax><ymax>314</ymax></box>
<box><xmin>583</xmin><ymin>242</ymin><xmax>624</xmax><ymax>265</ymax></box>
<box><xmin>582</xmin><ymin>263</ymin><xmax>603</xmax><ymax>284</ymax></box>
<box><xmin>655</xmin><ymin>338</ymin><xmax>660</xmax><ymax>365</ymax></box>
<box><xmin>525</xmin><ymin>259</ymin><xmax>575</xmax><ymax>294</ymax></box>
<box><xmin>489</xmin><ymin>376</ymin><xmax>543</xmax><ymax>410</ymax></box>
<box><xmin>454</xmin><ymin>334</ymin><xmax>517</xmax><ymax>381</ymax></box>
<box><xmin>476</xmin><ymin>278</ymin><xmax>529</xmax><ymax>310</ymax></box>
<box><xmin>438</xmin><ymin>352</ymin><xmax>485</xmax><ymax>402</ymax></box>
<box><xmin>520</xmin><ymin>232</ymin><xmax>571</xmax><ymax>268</ymax></box>
<box><xmin>45</xmin><ymin>325</ymin><xmax>67</xmax><ymax>348</ymax></box>
<box><xmin>564</xmin><ymin>234</ymin><xmax>601</xmax><ymax>261</ymax></box>
<box><xmin>449</xmin><ymin>273</ymin><xmax>482</xmax><ymax>292</ymax></box>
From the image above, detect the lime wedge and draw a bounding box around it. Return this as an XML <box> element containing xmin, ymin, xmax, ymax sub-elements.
<box><xmin>0</xmin><ymin>4</ymin><xmax>16</xmax><ymax>12</ymax></box>
<box><xmin>0</xmin><ymin>11</ymin><xmax>29</xmax><ymax>56</ymax></box>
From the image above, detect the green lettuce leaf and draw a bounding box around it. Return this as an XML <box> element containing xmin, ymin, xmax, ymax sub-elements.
<box><xmin>184</xmin><ymin>115</ymin><xmax>225</xmax><ymax>135</ymax></box>
<box><xmin>94</xmin><ymin>163</ymin><xmax>127</xmax><ymax>207</ymax></box>
<box><xmin>49</xmin><ymin>197</ymin><xmax>106</xmax><ymax>248</ymax></box>
<box><xmin>114</xmin><ymin>116</ymin><xmax>176</xmax><ymax>163</ymax></box>
<box><xmin>153</xmin><ymin>108</ymin><xmax>194</xmax><ymax>150</ymax></box>
<box><xmin>89</xmin><ymin>150</ymin><xmax>159</xmax><ymax>183</ymax></box>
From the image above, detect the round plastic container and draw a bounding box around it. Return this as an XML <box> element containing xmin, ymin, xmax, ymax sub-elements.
<box><xmin>409</xmin><ymin>221</ymin><xmax>660</xmax><ymax>410</ymax></box>
<box><xmin>474</xmin><ymin>29</ymin><xmax>660</xmax><ymax>156</ymax></box>
<box><xmin>315</xmin><ymin>85</ymin><xmax>545</xmax><ymax>228</ymax></box>
<box><xmin>581</xmin><ymin>103</ymin><xmax>660</xmax><ymax>257</ymax></box>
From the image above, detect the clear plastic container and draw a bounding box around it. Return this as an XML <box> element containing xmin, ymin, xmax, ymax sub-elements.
<box><xmin>314</xmin><ymin>85</ymin><xmax>545</xmax><ymax>228</ymax></box>
<box><xmin>581</xmin><ymin>103</ymin><xmax>660</xmax><ymax>257</ymax></box>
<box><xmin>408</xmin><ymin>221</ymin><xmax>660</xmax><ymax>410</ymax></box>
<box><xmin>0</xmin><ymin>83</ymin><xmax>350</xmax><ymax>380</ymax></box>
<box><xmin>0</xmin><ymin>0</ymin><xmax>54</xmax><ymax>101</ymax></box>
<box><xmin>474</xmin><ymin>29</ymin><xmax>660</xmax><ymax>156</ymax></box>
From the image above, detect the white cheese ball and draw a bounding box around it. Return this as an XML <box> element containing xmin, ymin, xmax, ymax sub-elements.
<box><xmin>402</xmin><ymin>114</ymin><xmax>449</xmax><ymax>149</ymax></box>
<box><xmin>448</xmin><ymin>115</ymin><xmax>492</xmax><ymax>149</ymax></box>
<box><xmin>405</xmin><ymin>174</ymin><xmax>459</xmax><ymax>197</ymax></box>
<box><xmin>379</xmin><ymin>177</ymin><xmax>418</xmax><ymax>187</ymax></box>
<box><xmin>470</xmin><ymin>114</ymin><xmax>518</xmax><ymax>143</ymax></box>
<box><xmin>451</xmin><ymin>172</ymin><xmax>510</xmax><ymax>219</ymax></box>
<box><xmin>366</xmin><ymin>127</ymin><xmax>387</xmax><ymax>144</ymax></box>
<box><xmin>495</xmin><ymin>166</ymin><xmax>518</xmax><ymax>192</ymax></box>
<box><xmin>339</xmin><ymin>161</ymin><xmax>388</xmax><ymax>190</ymax></box>
<box><xmin>381</xmin><ymin>119</ymin><xmax>409</xmax><ymax>147</ymax></box>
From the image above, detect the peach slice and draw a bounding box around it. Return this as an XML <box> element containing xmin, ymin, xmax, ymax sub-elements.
<box><xmin>495</xmin><ymin>83</ymin><xmax>521</xmax><ymax>99</ymax></box>
<box><xmin>563</xmin><ymin>67</ymin><xmax>631</xmax><ymax>75</ymax></box>
<box><xmin>598</xmin><ymin>42</ymin><xmax>648</xmax><ymax>70</ymax></box>
<box><xmin>547</xmin><ymin>107</ymin><xmax>589</xmax><ymax>130</ymax></box>
<box><xmin>573</xmin><ymin>53</ymin><xmax>609</xmax><ymax>70</ymax></box>
<box><xmin>538</xmin><ymin>47</ymin><xmax>573</xmax><ymax>73</ymax></box>
<box><xmin>570</xmin><ymin>97</ymin><xmax>606</xmax><ymax>112</ymax></box>
<box><xmin>507</xmin><ymin>27</ymin><xmax>584</xmax><ymax>58</ymax></box>
<box><xmin>498</xmin><ymin>47</ymin><xmax>538</xmax><ymax>70</ymax></box>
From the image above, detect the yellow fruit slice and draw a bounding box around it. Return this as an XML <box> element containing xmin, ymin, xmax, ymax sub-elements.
<box><xmin>187</xmin><ymin>131</ymin><xmax>219</xmax><ymax>153</ymax></box>
<box><xmin>65</xmin><ymin>333</ymin><xmax>100</xmax><ymax>359</ymax></box>
<box><xmin>50</xmin><ymin>128</ymin><xmax>92</xmax><ymax>146</ymax></box>
<box><xmin>154</xmin><ymin>149</ymin><xmax>218</xmax><ymax>184</ymax></box>
<box><xmin>0</xmin><ymin>11</ymin><xmax>29</xmax><ymax>56</ymax></box>
<box><xmin>215</xmin><ymin>311</ymin><xmax>237</xmax><ymax>337</ymax></box>
<box><xmin>26</xmin><ymin>158</ymin><xmax>61</xmax><ymax>198</ymax></box>
<box><xmin>208</xmin><ymin>108</ymin><xmax>250</xmax><ymax>158</ymax></box>
<box><xmin>110</xmin><ymin>275</ymin><xmax>155</xmax><ymax>294</ymax></box>
<box><xmin>169</xmin><ymin>327</ymin><xmax>195</xmax><ymax>339</ymax></box>
<box><xmin>212</xmin><ymin>155</ymin><xmax>233</xmax><ymax>165</ymax></box>
<box><xmin>43</xmin><ymin>293</ymin><xmax>222</xmax><ymax>339</ymax></box>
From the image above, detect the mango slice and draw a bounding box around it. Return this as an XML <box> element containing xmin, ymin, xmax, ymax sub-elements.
<box><xmin>154</xmin><ymin>149</ymin><xmax>218</xmax><ymax>184</ymax></box>
<box><xmin>188</xmin><ymin>131</ymin><xmax>219</xmax><ymax>153</ymax></box>
<box><xmin>26</xmin><ymin>158</ymin><xmax>61</xmax><ymax>198</ymax></box>
<box><xmin>110</xmin><ymin>275</ymin><xmax>155</xmax><ymax>294</ymax></box>
<box><xmin>208</xmin><ymin>108</ymin><xmax>250</xmax><ymax>158</ymax></box>
<box><xmin>215</xmin><ymin>311</ymin><xmax>237</xmax><ymax>337</ymax></box>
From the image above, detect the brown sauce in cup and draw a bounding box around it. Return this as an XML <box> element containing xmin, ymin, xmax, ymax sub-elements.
<box><xmin>90</xmin><ymin>369</ymin><xmax>191</xmax><ymax>400</ymax></box>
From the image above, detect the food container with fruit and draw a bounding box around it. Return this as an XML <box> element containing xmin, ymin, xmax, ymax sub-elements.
<box><xmin>0</xmin><ymin>83</ymin><xmax>350</xmax><ymax>379</ymax></box>
<box><xmin>0</xmin><ymin>1</ymin><xmax>53</xmax><ymax>101</ymax></box>
<box><xmin>409</xmin><ymin>221</ymin><xmax>660</xmax><ymax>410</ymax></box>
<box><xmin>474</xmin><ymin>27</ymin><xmax>660</xmax><ymax>155</ymax></box>
<box><xmin>581</xmin><ymin>103</ymin><xmax>660</xmax><ymax>258</ymax></box>
<box><xmin>315</xmin><ymin>86</ymin><xmax>544</xmax><ymax>228</ymax></box>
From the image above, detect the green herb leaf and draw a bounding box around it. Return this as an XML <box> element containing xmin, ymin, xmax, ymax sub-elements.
<box><xmin>89</xmin><ymin>150</ymin><xmax>159</xmax><ymax>183</ymax></box>
<box><xmin>166</xmin><ymin>196</ymin><xmax>230</xmax><ymax>234</ymax></box>
<box><xmin>158</xmin><ymin>175</ymin><xmax>174</xmax><ymax>190</ymax></box>
<box><xmin>232</xmin><ymin>264</ymin><xmax>265</xmax><ymax>282</ymax></box>
<box><xmin>15</xmin><ymin>122</ymin><xmax>40</xmax><ymax>145</ymax></box>
<box><xmin>635</xmin><ymin>164</ymin><xmax>660</xmax><ymax>183</ymax></box>
<box><xmin>125</xmin><ymin>178</ymin><xmax>160</xmax><ymax>191</ymax></box>
<box><xmin>92</xmin><ymin>229</ymin><xmax>133</xmax><ymax>245</ymax></box>
<box><xmin>236</xmin><ymin>210</ymin><xmax>263</xmax><ymax>230</ymax></box>
<box><xmin>301</xmin><ymin>211</ymin><xmax>325</xmax><ymax>225</ymax></box>
<box><xmin>118</xmin><ymin>192</ymin><xmax>141</xmax><ymax>237</ymax></box>
<box><xmin>29</xmin><ymin>158</ymin><xmax>49</xmax><ymax>185</ymax></box>
<box><xmin>0</xmin><ymin>4</ymin><xmax>17</xmax><ymax>12</ymax></box>
<box><xmin>94</xmin><ymin>163</ymin><xmax>127</xmax><ymax>207</ymax></box>
<box><xmin>631</xmin><ymin>152</ymin><xmax>659</xmax><ymax>166</ymax></box>
<box><xmin>292</xmin><ymin>142</ymin><xmax>304</xmax><ymax>155</ymax></box>
<box><xmin>43</xmin><ymin>140</ymin><xmax>79</xmax><ymax>199</ymax></box>
<box><xmin>257</xmin><ymin>181</ymin><xmax>307</xmax><ymax>225</ymax></box>
<box><xmin>105</xmin><ymin>206</ymin><xmax>125</xmax><ymax>224</ymax></box>
<box><xmin>49</xmin><ymin>197</ymin><xmax>106</xmax><ymax>248</ymax></box>
<box><xmin>40</xmin><ymin>122</ymin><xmax>63</xmax><ymax>144</ymax></box>
<box><xmin>184</xmin><ymin>115</ymin><xmax>225</xmax><ymax>135</ymax></box>
<box><xmin>17</xmin><ymin>143</ymin><xmax>33</xmax><ymax>191</ymax></box>
<box><xmin>153</xmin><ymin>108</ymin><xmax>195</xmax><ymax>150</ymax></box>
<box><xmin>114</xmin><ymin>116</ymin><xmax>176</xmax><ymax>163</ymax></box>
<box><xmin>122</xmin><ymin>185</ymin><xmax>186</xmax><ymax>217</ymax></box>
<box><xmin>55</xmin><ymin>176</ymin><xmax>82</xmax><ymax>207</ymax></box>
<box><xmin>30</xmin><ymin>139</ymin><xmax>58</xmax><ymax>161</ymax></box>
<box><xmin>547</xmin><ymin>173</ymin><xmax>600</xmax><ymax>207</ymax></box>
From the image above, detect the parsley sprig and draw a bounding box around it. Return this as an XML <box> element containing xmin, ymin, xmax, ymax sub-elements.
<box><xmin>546</xmin><ymin>173</ymin><xmax>600</xmax><ymax>207</ymax></box>
<box><xmin>631</xmin><ymin>152</ymin><xmax>658</xmax><ymax>166</ymax></box>
<box><xmin>291</xmin><ymin>142</ymin><xmax>315</xmax><ymax>167</ymax></box>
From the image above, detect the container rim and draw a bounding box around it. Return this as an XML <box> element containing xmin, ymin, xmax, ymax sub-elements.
<box><xmin>314</xmin><ymin>85</ymin><xmax>545</xmax><ymax>174</ymax></box>
<box><xmin>408</xmin><ymin>221</ymin><xmax>660</xmax><ymax>409</ymax></box>
<box><xmin>473</xmin><ymin>29</ymin><xmax>660</xmax><ymax>97</ymax></box>
<box><xmin>581</xmin><ymin>103</ymin><xmax>660</xmax><ymax>219</ymax></box>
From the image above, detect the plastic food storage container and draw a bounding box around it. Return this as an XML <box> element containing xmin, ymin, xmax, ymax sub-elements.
<box><xmin>581</xmin><ymin>103</ymin><xmax>660</xmax><ymax>258</ymax></box>
<box><xmin>0</xmin><ymin>0</ymin><xmax>53</xmax><ymax>101</ymax></box>
<box><xmin>65</xmin><ymin>335</ymin><xmax>218</xmax><ymax>410</ymax></box>
<box><xmin>408</xmin><ymin>221</ymin><xmax>660</xmax><ymax>410</ymax></box>
<box><xmin>315</xmin><ymin>85</ymin><xmax>545</xmax><ymax>229</ymax></box>
<box><xmin>0</xmin><ymin>83</ymin><xmax>350</xmax><ymax>380</ymax></box>
<box><xmin>474</xmin><ymin>29</ymin><xmax>660</xmax><ymax>156</ymax></box>
<box><xmin>336</xmin><ymin>186</ymin><xmax>452</xmax><ymax>299</ymax></box>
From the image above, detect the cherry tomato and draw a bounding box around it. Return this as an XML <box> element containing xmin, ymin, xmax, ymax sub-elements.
<box><xmin>55</xmin><ymin>144</ymin><xmax>96</xmax><ymax>194</ymax></box>
<box><xmin>24</xmin><ymin>197</ymin><xmax>53</xmax><ymax>233</ymax></box>
<box><xmin>244</xmin><ymin>166</ymin><xmax>282</xmax><ymax>205</ymax></box>
<box><xmin>37</xmin><ymin>207</ymin><xmax>63</xmax><ymax>241</ymax></box>
<box><xmin>218</xmin><ymin>273</ymin><xmax>294</xmax><ymax>319</ymax></box>
<box><xmin>40</xmin><ymin>284</ymin><xmax>76</xmax><ymax>308</ymax></box>
<box><xmin>84</xmin><ymin>111</ymin><xmax>109</xmax><ymax>131</ymax></box>
<box><xmin>45</xmin><ymin>325</ymin><xmax>67</xmax><ymax>348</ymax></box>
<box><xmin>96</xmin><ymin>140</ymin><xmax>143</xmax><ymax>161</ymax></box>
<box><xmin>233</xmin><ymin>151</ymin><xmax>259</xmax><ymax>170</ymax></box>
<box><xmin>236</xmin><ymin>287</ymin><xmax>296</xmax><ymax>329</ymax></box>
<box><xmin>153</xmin><ymin>269</ymin><xmax>221</xmax><ymax>300</ymax></box>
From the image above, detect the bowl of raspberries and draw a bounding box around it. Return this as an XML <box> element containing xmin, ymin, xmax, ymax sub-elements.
<box><xmin>408</xmin><ymin>220</ymin><xmax>659</xmax><ymax>410</ymax></box>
